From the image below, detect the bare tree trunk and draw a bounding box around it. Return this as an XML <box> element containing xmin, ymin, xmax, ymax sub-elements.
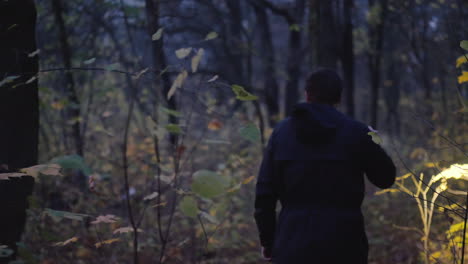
<box><xmin>342</xmin><ymin>0</ymin><xmax>355</xmax><ymax>117</ymax></box>
<box><xmin>285</xmin><ymin>0</ymin><xmax>306</xmax><ymax>115</ymax></box>
<box><xmin>51</xmin><ymin>0</ymin><xmax>83</xmax><ymax>156</ymax></box>
<box><xmin>368</xmin><ymin>0</ymin><xmax>388</xmax><ymax>128</ymax></box>
<box><xmin>0</xmin><ymin>0</ymin><xmax>38</xmax><ymax>262</ymax></box>
<box><xmin>145</xmin><ymin>0</ymin><xmax>178</xmax><ymax>146</ymax></box>
<box><xmin>314</xmin><ymin>0</ymin><xmax>339</xmax><ymax>69</ymax></box>
<box><xmin>252</xmin><ymin>2</ymin><xmax>280</xmax><ymax>126</ymax></box>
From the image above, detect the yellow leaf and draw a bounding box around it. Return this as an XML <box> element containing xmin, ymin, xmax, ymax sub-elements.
<box><xmin>205</xmin><ymin>32</ymin><xmax>218</xmax><ymax>41</ymax></box>
<box><xmin>175</xmin><ymin>48</ymin><xmax>192</xmax><ymax>59</ymax></box>
<box><xmin>424</xmin><ymin>162</ymin><xmax>436</xmax><ymax>168</ymax></box>
<box><xmin>242</xmin><ymin>175</ymin><xmax>255</xmax><ymax>184</ymax></box>
<box><xmin>51</xmin><ymin>101</ymin><xmax>65</xmax><ymax>110</ymax></box>
<box><xmin>456</xmin><ymin>55</ymin><xmax>468</xmax><ymax>68</ymax></box>
<box><xmin>95</xmin><ymin>238</ymin><xmax>120</xmax><ymax>248</ymax></box>
<box><xmin>226</xmin><ymin>183</ymin><xmax>242</xmax><ymax>193</ymax></box>
<box><xmin>54</xmin><ymin>237</ymin><xmax>78</xmax><ymax>246</ymax></box>
<box><xmin>167</xmin><ymin>70</ymin><xmax>188</xmax><ymax>100</ymax></box>
<box><xmin>152</xmin><ymin>28</ymin><xmax>164</xmax><ymax>41</ymax></box>
<box><xmin>151</xmin><ymin>202</ymin><xmax>167</xmax><ymax>208</ymax></box>
<box><xmin>458</xmin><ymin>71</ymin><xmax>468</xmax><ymax>84</ymax></box>
<box><xmin>191</xmin><ymin>48</ymin><xmax>204</xmax><ymax>73</ymax></box>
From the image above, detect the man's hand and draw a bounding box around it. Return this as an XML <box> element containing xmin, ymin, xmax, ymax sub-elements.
<box><xmin>261</xmin><ymin>247</ymin><xmax>272</xmax><ymax>261</ymax></box>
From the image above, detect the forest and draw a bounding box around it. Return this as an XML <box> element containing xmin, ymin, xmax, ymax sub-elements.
<box><xmin>0</xmin><ymin>0</ymin><xmax>467</xmax><ymax>263</ymax></box>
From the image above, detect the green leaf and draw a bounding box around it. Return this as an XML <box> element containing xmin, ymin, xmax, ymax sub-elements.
<box><xmin>205</xmin><ymin>31</ymin><xmax>218</xmax><ymax>41</ymax></box>
<box><xmin>179</xmin><ymin>196</ymin><xmax>198</xmax><ymax>217</ymax></box>
<box><xmin>231</xmin><ymin>85</ymin><xmax>258</xmax><ymax>101</ymax></box>
<box><xmin>368</xmin><ymin>131</ymin><xmax>382</xmax><ymax>145</ymax></box>
<box><xmin>191</xmin><ymin>170</ymin><xmax>229</xmax><ymax>199</ymax></box>
<box><xmin>239</xmin><ymin>123</ymin><xmax>261</xmax><ymax>143</ymax></box>
<box><xmin>165</xmin><ymin>124</ymin><xmax>183</xmax><ymax>134</ymax></box>
<box><xmin>83</xmin><ymin>58</ymin><xmax>96</xmax><ymax>65</ymax></box>
<box><xmin>160</xmin><ymin>107</ymin><xmax>182</xmax><ymax>117</ymax></box>
<box><xmin>44</xmin><ymin>208</ymin><xmax>89</xmax><ymax>222</ymax></box>
<box><xmin>50</xmin><ymin>155</ymin><xmax>92</xmax><ymax>176</ymax></box>
<box><xmin>289</xmin><ymin>24</ymin><xmax>301</xmax><ymax>32</ymax></box>
<box><xmin>460</xmin><ymin>40</ymin><xmax>468</xmax><ymax>51</ymax></box>
<box><xmin>152</xmin><ymin>28</ymin><xmax>164</xmax><ymax>41</ymax></box>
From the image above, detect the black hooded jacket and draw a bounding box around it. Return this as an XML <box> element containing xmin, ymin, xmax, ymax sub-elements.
<box><xmin>254</xmin><ymin>102</ymin><xmax>396</xmax><ymax>264</ymax></box>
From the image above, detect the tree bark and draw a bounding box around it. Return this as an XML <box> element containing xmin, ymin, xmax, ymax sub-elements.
<box><xmin>314</xmin><ymin>0</ymin><xmax>339</xmax><ymax>69</ymax></box>
<box><xmin>285</xmin><ymin>0</ymin><xmax>306</xmax><ymax>115</ymax></box>
<box><xmin>252</xmin><ymin>3</ymin><xmax>280</xmax><ymax>126</ymax></box>
<box><xmin>51</xmin><ymin>0</ymin><xmax>83</xmax><ymax>156</ymax></box>
<box><xmin>368</xmin><ymin>0</ymin><xmax>388</xmax><ymax>128</ymax></box>
<box><xmin>342</xmin><ymin>0</ymin><xmax>355</xmax><ymax>117</ymax></box>
<box><xmin>0</xmin><ymin>0</ymin><xmax>38</xmax><ymax>262</ymax></box>
<box><xmin>145</xmin><ymin>0</ymin><xmax>178</xmax><ymax>147</ymax></box>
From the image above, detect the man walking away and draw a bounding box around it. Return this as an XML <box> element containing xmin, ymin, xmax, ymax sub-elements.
<box><xmin>254</xmin><ymin>69</ymin><xmax>396</xmax><ymax>264</ymax></box>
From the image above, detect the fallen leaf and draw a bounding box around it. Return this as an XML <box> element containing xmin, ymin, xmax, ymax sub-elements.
<box><xmin>242</xmin><ymin>175</ymin><xmax>255</xmax><ymax>184</ymax></box>
<box><xmin>54</xmin><ymin>237</ymin><xmax>78</xmax><ymax>246</ymax></box>
<box><xmin>143</xmin><ymin>192</ymin><xmax>159</xmax><ymax>201</ymax></box>
<box><xmin>113</xmin><ymin>226</ymin><xmax>143</xmax><ymax>234</ymax></box>
<box><xmin>95</xmin><ymin>238</ymin><xmax>120</xmax><ymax>248</ymax></box>
<box><xmin>91</xmin><ymin>215</ymin><xmax>120</xmax><ymax>225</ymax></box>
<box><xmin>207</xmin><ymin>119</ymin><xmax>223</xmax><ymax>131</ymax></box>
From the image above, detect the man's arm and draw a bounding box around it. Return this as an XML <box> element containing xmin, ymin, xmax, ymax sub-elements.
<box><xmin>254</xmin><ymin>130</ymin><xmax>279</xmax><ymax>252</ymax></box>
<box><xmin>361</xmin><ymin>128</ymin><xmax>396</xmax><ymax>189</ymax></box>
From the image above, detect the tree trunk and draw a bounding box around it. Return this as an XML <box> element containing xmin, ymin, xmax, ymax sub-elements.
<box><xmin>0</xmin><ymin>0</ymin><xmax>38</xmax><ymax>262</ymax></box>
<box><xmin>342</xmin><ymin>0</ymin><xmax>355</xmax><ymax>117</ymax></box>
<box><xmin>315</xmin><ymin>0</ymin><xmax>339</xmax><ymax>69</ymax></box>
<box><xmin>368</xmin><ymin>0</ymin><xmax>388</xmax><ymax>128</ymax></box>
<box><xmin>51</xmin><ymin>0</ymin><xmax>83</xmax><ymax>156</ymax></box>
<box><xmin>285</xmin><ymin>0</ymin><xmax>306</xmax><ymax>115</ymax></box>
<box><xmin>145</xmin><ymin>0</ymin><xmax>178</xmax><ymax>146</ymax></box>
<box><xmin>252</xmin><ymin>3</ymin><xmax>280</xmax><ymax>126</ymax></box>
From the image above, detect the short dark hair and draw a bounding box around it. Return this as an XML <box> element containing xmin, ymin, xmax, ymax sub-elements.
<box><xmin>305</xmin><ymin>69</ymin><xmax>343</xmax><ymax>105</ymax></box>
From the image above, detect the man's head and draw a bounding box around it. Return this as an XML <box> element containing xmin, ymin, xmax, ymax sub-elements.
<box><xmin>305</xmin><ymin>69</ymin><xmax>343</xmax><ymax>105</ymax></box>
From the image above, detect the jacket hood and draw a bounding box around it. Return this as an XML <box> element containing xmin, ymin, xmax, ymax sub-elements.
<box><xmin>290</xmin><ymin>102</ymin><xmax>343</xmax><ymax>145</ymax></box>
